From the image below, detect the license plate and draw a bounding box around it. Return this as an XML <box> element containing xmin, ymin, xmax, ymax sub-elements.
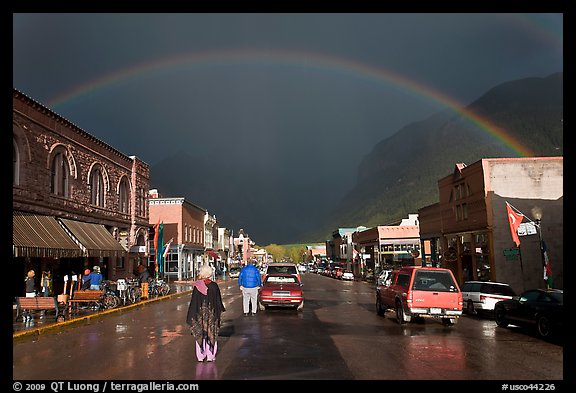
<box><xmin>430</xmin><ymin>308</ymin><xmax>441</xmax><ymax>314</ymax></box>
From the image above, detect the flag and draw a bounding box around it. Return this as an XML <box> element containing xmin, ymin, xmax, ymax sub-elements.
<box><xmin>154</xmin><ymin>219</ymin><xmax>160</xmax><ymax>264</ymax></box>
<box><xmin>157</xmin><ymin>222</ymin><xmax>164</xmax><ymax>275</ymax></box>
<box><xmin>542</xmin><ymin>240</ymin><xmax>553</xmax><ymax>289</ymax></box>
<box><xmin>506</xmin><ymin>202</ymin><xmax>523</xmax><ymax>247</ymax></box>
<box><xmin>163</xmin><ymin>237</ymin><xmax>173</xmax><ymax>260</ymax></box>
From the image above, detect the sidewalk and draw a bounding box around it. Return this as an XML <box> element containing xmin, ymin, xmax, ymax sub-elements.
<box><xmin>13</xmin><ymin>281</ymin><xmax>195</xmax><ymax>338</ymax></box>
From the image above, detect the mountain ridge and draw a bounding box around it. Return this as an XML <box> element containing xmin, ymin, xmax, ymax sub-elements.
<box><xmin>302</xmin><ymin>72</ymin><xmax>563</xmax><ymax>242</ymax></box>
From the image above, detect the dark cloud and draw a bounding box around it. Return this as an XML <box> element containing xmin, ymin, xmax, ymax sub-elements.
<box><xmin>13</xmin><ymin>13</ymin><xmax>563</xmax><ymax>244</ymax></box>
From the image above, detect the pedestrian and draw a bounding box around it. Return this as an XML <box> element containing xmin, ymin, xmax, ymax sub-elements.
<box><xmin>23</xmin><ymin>270</ymin><xmax>37</xmax><ymax>321</ymax></box>
<box><xmin>38</xmin><ymin>270</ymin><xmax>53</xmax><ymax>317</ymax></box>
<box><xmin>25</xmin><ymin>270</ymin><xmax>37</xmax><ymax>297</ymax></box>
<box><xmin>137</xmin><ymin>263</ymin><xmax>151</xmax><ymax>299</ymax></box>
<box><xmin>186</xmin><ymin>264</ymin><xmax>226</xmax><ymax>362</ymax></box>
<box><xmin>137</xmin><ymin>263</ymin><xmax>151</xmax><ymax>282</ymax></box>
<box><xmin>81</xmin><ymin>268</ymin><xmax>92</xmax><ymax>290</ymax></box>
<box><xmin>238</xmin><ymin>259</ymin><xmax>261</xmax><ymax>316</ymax></box>
<box><xmin>41</xmin><ymin>270</ymin><xmax>52</xmax><ymax>297</ymax></box>
<box><xmin>88</xmin><ymin>266</ymin><xmax>103</xmax><ymax>290</ymax></box>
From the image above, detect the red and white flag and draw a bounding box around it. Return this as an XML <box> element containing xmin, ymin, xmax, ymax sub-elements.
<box><xmin>506</xmin><ymin>202</ymin><xmax>523</xmax><ymax>247</ymax></box>
<box><xmin>163</xmin><ymin>237</ymin><xmax>173</xmax><ymax>260</ymax></box>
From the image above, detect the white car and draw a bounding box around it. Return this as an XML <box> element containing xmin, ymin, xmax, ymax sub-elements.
<box><xmin>461</xmin><ymin>281</ymin><xmax>516</xmax><ymax>317</ymax></box>
<box><xmin>228</xmin><ymin>267</ymin><xmax>241</xmax><ymax>279</ymax></box>
<box><xmin>341</xmin><ymin>270</ymin><xmax>354</xmax><ymax>280</ymax></box>
<box><xmin>298</xmin><ymin>264</ymin><xmax>307</xmax><ymax>273</ymax></box>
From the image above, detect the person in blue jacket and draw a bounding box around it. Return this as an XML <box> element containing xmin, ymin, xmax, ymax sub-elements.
<box><xmin>88</xmin><ymin>266</ymin><xmax>103</xmax><ymax>290</ymax></box>
<box><xmin>238</xmin><ymin>259</ymin><xmax>261</xmax><ymax>316</ymax></box>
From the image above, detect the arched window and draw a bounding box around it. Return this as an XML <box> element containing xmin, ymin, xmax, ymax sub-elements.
<box><xmin>50</xmin><ymin>151</ymin><xmax>69</xmax><ymax>197</ymax></box>
<box><xmin>119</xmin><ymin>177</ymin><xmax>130</xmax><ymax>214</ymax></box>
<box><xmin>90</xmin><ymin>165</ymin><xmax>105</xmax><ymax>207</ymax></box>
<box><xmin>13</xmin><ymin>138</ymin><xmax>20</xmax><ymax>186</ymax></box>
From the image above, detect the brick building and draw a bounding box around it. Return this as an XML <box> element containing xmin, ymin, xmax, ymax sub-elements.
<box><xmin>418</xmin><ymin>157</ymin><xmax>563</xmax><ymax>293</ymax></box>
<box><xmin>12</xmin><ymin>88</ymin><xmax>150</xmax><ymax>297</ymax></box>
<box><xmin>148</xmin><ymin>194</ymin><xmax>206</xmax><ymax>280</ymax></box>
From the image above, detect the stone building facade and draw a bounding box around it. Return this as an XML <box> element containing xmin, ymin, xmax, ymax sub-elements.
<box><xmin>12</xmin><ymin>88</ymin><xmax>150</xmax><ymax>297</ymax></box>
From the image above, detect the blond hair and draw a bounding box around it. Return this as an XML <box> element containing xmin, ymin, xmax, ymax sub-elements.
<box><xmin>198</xmin><ymin>264</ymin><xmax>213</xmax><ymax>279</ymax></box>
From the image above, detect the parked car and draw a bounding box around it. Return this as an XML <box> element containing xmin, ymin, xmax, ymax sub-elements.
<box><xmin>258</xmin><ymin>273</ymin><xmax>304</xmax><ymax>311</ymax></box>
<box><xmin>228</xmin><ymin>266</ymin><xmax>241</xmax><ymax>279</ymax></box>
<box><xmin>376</xmin><ymin>269</ymin><xmax>393</xmax><ymax>286</ymax></box>
<box><xmin>298</xmin><ymin>264</ymin><xmax>307</xmax><ymax>273</ymax></box>
<box><xmin>262</xmin><ymin>262</ymin><xmax>300</xmax><ymax>282</ymax></box>
<box><xmin>341</xmin><ymin>270</ymin><xmax>354</xmax><ymax>281</ymax></box>
<box><xmin>376</xmin><ymin>266</ymin><xmax>463</xmax><ymax>325</ymax></box>
<box><xmin>494</xmin><ymin>288</ymin><xmax>563</xmax><ymax>340</ymax></box>
<box><xmin>461</xmin><ymin>281</ymin><xmax>516</xmax><ymax>317</ymax></box>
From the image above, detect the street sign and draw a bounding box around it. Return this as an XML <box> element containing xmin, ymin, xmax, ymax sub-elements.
<box><xmin>503</xmin><ymin>248</ymin><xmax>520</xmax><ymax>261</ymax></box>
<box><xmin>517</xmin><ymin>222</ymin><xmax>537</xmax><ymax>236</ymax></box>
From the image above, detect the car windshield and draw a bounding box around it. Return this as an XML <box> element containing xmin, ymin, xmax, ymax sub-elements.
<box><xmin>412</xmin><ymin>270</ymin><xmax>458</xmax><ymax>292</ymax></box>
<box><xmin>266</xmin><ymin>275</ymin><xmax>299</xmax><ymax>284</ymax></box>
<box><xmin>482</xmin><ymin>283</ymin><xmax>516</xmax><ymax>296</ymax></box>
<box><xmin>267</xmin><ymin>265</ymin><xmax>297</xmax><ymax>275</ymax></box>
<box><xmin>548</xmin><ymin>291</ymin><xmax>563</xmax><ymax>303</ymax></box>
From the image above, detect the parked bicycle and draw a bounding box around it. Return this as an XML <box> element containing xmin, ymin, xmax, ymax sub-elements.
<box><xmin>100</xmin><ymin>280</ymin><xmax>121</xmax><ymax>309</ymax></box>
<box><xmin>148</xmin><ymin>278</ymin><xmax>170</xmax><ymax>297</ymax></box>
<box><xmin>116</xmin><ymin>278</ymin><xmax>142</xmax><ymax>306</ymax></box>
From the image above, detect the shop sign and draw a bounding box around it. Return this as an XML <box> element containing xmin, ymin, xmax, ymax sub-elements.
<box><xmin>503</xmin><ymin>248</ymin><xmax>520</xmax><ymax>261</ymax></box>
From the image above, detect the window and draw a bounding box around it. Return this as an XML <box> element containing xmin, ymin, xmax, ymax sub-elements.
<box><xmin>118</xmin><ymin>177</ymin><xmax>130</xmax><ymax>213</ymax></box>
<box><xmin>396</xmin><ymin>273</ymin><xmax>411</xmax><ymax>288</ymax></box>
<box><xmin>137</xmin><ymin>187</ymin><xmax>147</xmax><ymax>217</ymax></box>
<box><xmin>13</xmin><ymin>139</ymin><xmax>20</xmax><ymax>185</ymax></box>
<box><xmin>50</xmin><ymin>151</ymin><xmax>69</xmax><ymax>197</ymax></box>
<box><xmin>90</xmin><ymin>165</ymin><xmax>105</xmax><ymax>207</ymax></box>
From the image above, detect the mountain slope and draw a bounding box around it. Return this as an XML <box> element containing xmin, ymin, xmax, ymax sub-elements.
<box><xmin>305</xmin><ymin>72</ymin><xmax>563</xmax><ymax>241</ymax></box>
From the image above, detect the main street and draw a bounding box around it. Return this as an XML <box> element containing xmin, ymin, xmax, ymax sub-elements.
<box><xmin>13</xmin><ymin>273</ymin><xmax>563</xmax><ymax>382</ymax></box>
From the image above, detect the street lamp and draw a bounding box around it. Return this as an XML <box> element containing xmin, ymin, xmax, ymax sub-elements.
<box><xmin>531</xmin><ymin>207</ymin><xmax>550</xmax><ymax>289</ymax></box>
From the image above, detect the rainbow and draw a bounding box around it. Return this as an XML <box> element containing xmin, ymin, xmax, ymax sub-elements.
<box><xmin>48</xmin><ymin>49</ymin><xmax>534</xmax><ymax>156</ymax></box>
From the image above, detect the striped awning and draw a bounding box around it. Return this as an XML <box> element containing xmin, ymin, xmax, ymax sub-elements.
<box><xmin>59</xmin><ymin>218</ymin><xmax>126</xmax><ymax>257</ymax></box>
<box><xmin>13</xmin><ymin>213</ymin><xmax>83</xmax><ymax>258</ymax></box>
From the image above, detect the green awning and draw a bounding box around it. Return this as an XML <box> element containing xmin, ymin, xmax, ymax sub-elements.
<box><xmin>13</xmin><ymin>213</ymin><xmax>83</xmax><ymax>258</ymax></box>
<box><xmin>59</xmin><ymin>218</ymin><xmax>126</xmax><ymax>257</ymax></box>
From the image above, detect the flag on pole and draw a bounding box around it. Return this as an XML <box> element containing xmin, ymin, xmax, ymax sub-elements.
<box><xmin>157</xmin><ymin>222</ymin><xmax>164</xmax><ymax>275</ymax></box>
<box><xmin>163</xmin><ymin>237</ymin><xmax>173</xmax><ymax>260</ymax></box>
<box><xmin>506</xmin><ymin>202</ymin><xmax>524</xmax><ymax>247</ymax></box>
<box><xmin>542</xmin><ymin>240</ymin><xmax>553</xmax><ymax>289</ymax></box>
<box><xmin>153</xmin><ymin>219</ymin><xmax>160</xmax><ymax>275</ymax></box>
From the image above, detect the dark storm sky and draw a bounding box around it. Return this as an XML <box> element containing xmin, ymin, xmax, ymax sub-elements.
<box><xmin>12</xmin><ymin>13</ymin><xmax>563</xmax><ymax>244</ymax></box>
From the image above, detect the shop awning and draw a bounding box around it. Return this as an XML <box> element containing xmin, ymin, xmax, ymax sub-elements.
<box><xmin>13</xmin><ymin>213</ymin><xmax>84</xmax><ymax>258</ymax></box>
<box><xmin>59</xmin><ymin>218</ymin><xmax>126</xmax><ymax>257</ymax></box>
<box><xmin>207</xmin><ymin>250</ymin><xmax>220</xmax><ymax>260</ymax></box>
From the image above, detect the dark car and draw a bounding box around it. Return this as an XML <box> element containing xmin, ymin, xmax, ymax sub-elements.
<box><xmin>494</xmin><ymin>288</ymin><xmax>563</xmax><ymax>340</ymax></box>
<box><xmin>258</xmin><ymin>273</ymin><xmax>304</xmax><ymax>311</ymax></box>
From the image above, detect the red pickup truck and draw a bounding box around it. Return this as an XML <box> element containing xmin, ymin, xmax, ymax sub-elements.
<box><xmin>376</xmin><ymin>266</ymin><xmax>463</xmax><ymax>325</ymax></box>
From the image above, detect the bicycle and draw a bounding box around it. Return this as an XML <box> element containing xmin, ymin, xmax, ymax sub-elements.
<box><xmin>100</xmin><ymin>281</ymin><xmax>121</xmax><ymax>309</ymax></box>
<box><xmin>148</xmin><ymin>278</ymin><xmax>170</xmax><ymax>297</ymax></box>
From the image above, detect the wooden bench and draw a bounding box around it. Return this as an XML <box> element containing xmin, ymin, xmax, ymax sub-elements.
<box><xmin>15</xmin><ymin>296</ymin><xmax>61</xmax><ymax>322</ymax></box>
<box><xmin>67</xmin><ymin>290</ymin><xmax>105</xmax><ymax>309</ymax></box>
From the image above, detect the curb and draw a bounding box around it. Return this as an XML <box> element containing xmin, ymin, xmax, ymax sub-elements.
<box><xmin>13</xmin><ymin>287</ymin><xmax>193</xmax><ymax>340</ymax></box>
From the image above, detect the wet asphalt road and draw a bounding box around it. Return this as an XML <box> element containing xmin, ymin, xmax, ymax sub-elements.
<box><xmin>13</xmin><ymin>273</ymin><xmax>564</xmax><ymax>381</ymax></box>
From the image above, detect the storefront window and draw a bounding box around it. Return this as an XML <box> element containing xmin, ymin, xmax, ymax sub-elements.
<box><xmin>475</xmin><ymin>232</ymin><xmax>490</xmax><ymax>280</ymax></box>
